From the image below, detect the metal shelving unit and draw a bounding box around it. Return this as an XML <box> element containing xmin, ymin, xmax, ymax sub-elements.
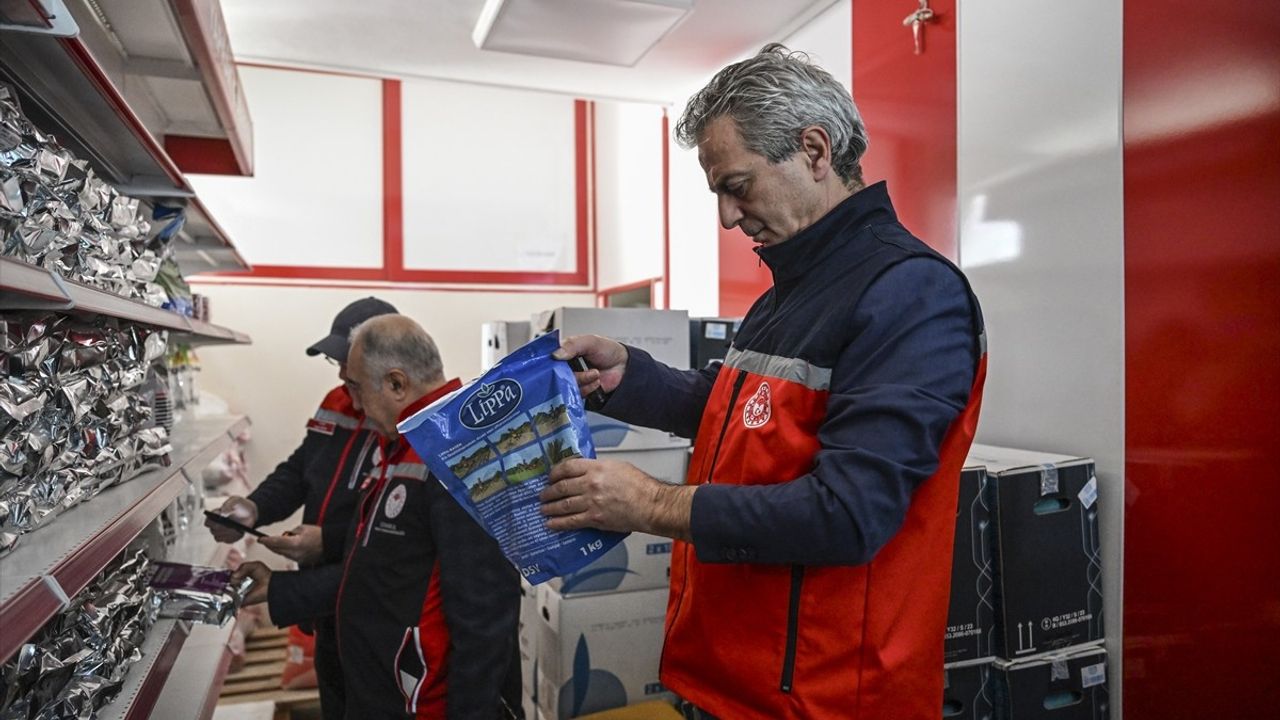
<box><xmin>2</xmin><ymin>4</ymin><xmax>255</xmax><ymax>715</ymax></box>
<box><xmin>0</xmin><ymin>256</ymin><xmax>251</xmax><ymax>344</ymax></box>
<box><xmin>0</xmin><ymin>414</ymin><xmax>249</xmax><ymax>663</ymax></box>
<box><xmin>0</xmin><ymin>0</ymin><xmax>253</xmax><ymax>275</ymax></box>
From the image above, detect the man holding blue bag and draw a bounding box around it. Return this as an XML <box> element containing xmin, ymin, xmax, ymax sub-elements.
<box><xmin>540</xmin><ymin>44</ymin><xmax>987</xmax><ymax>720</ymax></box>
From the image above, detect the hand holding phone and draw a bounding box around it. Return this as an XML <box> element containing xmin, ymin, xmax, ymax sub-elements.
<box><xmin>203</xmin><ymin>509</ymin><xmax>268</xmax><ymax>538</ymax></box>
<box><xmin>569</xmin><ymin>356</ymin><xmax>609</xmax><ymax>411</ymax></box>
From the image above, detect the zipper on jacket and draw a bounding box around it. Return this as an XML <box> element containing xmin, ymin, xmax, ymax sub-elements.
<box><xmin>662</xmin><ymin>368</ymin><xmax>751</xmax><ymax>667</ymax></box>
<box><xmin>704</xmin><ymin>370</ymin><xmax>750</xmax><ymax>485</ymax></box>
<box><xmin>780</xmin><ymin>565</ymin><xmax>805</xmax><ymax>693</ymax></box>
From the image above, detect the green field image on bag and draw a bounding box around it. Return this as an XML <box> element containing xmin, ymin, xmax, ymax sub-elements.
<box><xmin>454</xmin><ymin>397</ymin><xmax>582</xmax><ymax>505</ymax></box>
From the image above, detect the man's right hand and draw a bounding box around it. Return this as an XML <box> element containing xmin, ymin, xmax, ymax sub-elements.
<box><xmin>553</xmin><ymin>334</ymin><xmax>628</xmax><ymax>398</ymax></box>
<box><xmin>204</xmin><ymin>496</ymin><xmax>259</xmax><ymax>543</ymax></box>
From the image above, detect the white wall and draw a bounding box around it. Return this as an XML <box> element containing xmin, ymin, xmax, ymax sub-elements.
<box><xmin>784</xmin><ymin>0</ymin><xmax>851</xmax><ymax>94</ymax></box>
<box><xmin>593</xmin><ymin>101</ymin><xmax>665</xmax><ymax>292</ymax></box>
<box><xmin>958</xmin><ymin>0</ymin><xmax>1125</xmax><ymax>710</ymax></box>
<box><xmin>190</xmin><ymin>67</ymin><xmax>384</xmax><ymax>268</ymax></box>
<box><xmin>192</xmin><ymin>283</ymin><xmax>593</xmax><ymax>487</ymax></box>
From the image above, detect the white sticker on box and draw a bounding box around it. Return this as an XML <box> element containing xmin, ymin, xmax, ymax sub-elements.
<box><xmin>1040</xmin><ymin>464</ymin><xmax>1059</xmax><ymax>495</ymax></box>
<box><xmin>1078</xmin><ymin>475</ymin><xmax>1098</xmax><ymax>509</ymax></box>
<box><xmin>1081</xmin><ymin>662</ymin><xmax>1106</xmax><ymax>688</ymax></box>
<box><xmin>704</xmin><ymin>322</ymin><xmax>728</xmax><ymax>340</ymax></box>
<box><xmin>1051</xmin><ymin>659</ymin><xmax>1069</xmax><ymax>681</ymax></box>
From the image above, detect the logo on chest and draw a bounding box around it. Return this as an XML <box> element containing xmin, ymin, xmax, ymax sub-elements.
<box><xmin>742</xmin><ymin>381</ymin><xmax>772</xmax><ymax>429</ymax></box>
<box><xmin>306</xmin><ymin>418</ymin><xmax>336</xmax><ymax>435</ymax></box>
<box><xmin>384</xmin><ymin>483</ymin><xmax>408</xmax><ymax>519</ymax></box>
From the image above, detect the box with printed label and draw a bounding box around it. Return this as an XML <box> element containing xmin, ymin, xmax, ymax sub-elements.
<box><xmin>519</xmin><ymin>578</ymin><xmax>539</xmax><ymax>702</ymax></box>
<box><xmin>992</xmin><ymin>646</ymin><xmax>1109</xmax><ymax>720</ymax></box>
<box><xmin>535</xmin><ymin>585</ymin><xmax>673</xmax><ymax>720</ymax></box>
<box><xmin>946</xmin><ymin>463</ymin><xmax>996</xmax><ymax>664</ymax></box>
<box><xmin>968</xmin><ymin>444</ymin><xmax>1103</xmax><ymax>660</ymax></box>
<box><xmin>689</xmin><ymin>317</ymin><xmax>740</xmax><ymax>370</ymax></box>
<box><xmin>547</xmin><ymin>531</ymin><xmax>673</xmax><ymax>596</ymax></box>
<box><xmin>943</xmin><ymin>659</ymin><xmax>995</xmax><ymax>720</ymax></box>
<box><xmin>533</xmin><ymin>307</ymin><xmax>690</xmax><ymax>369</ymax></box>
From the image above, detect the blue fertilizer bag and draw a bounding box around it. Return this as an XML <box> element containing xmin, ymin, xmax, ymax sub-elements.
<box><xmin>397</xmin><ymin>331</ymin><xmax>626</xmax><ymax>584</ymax></box>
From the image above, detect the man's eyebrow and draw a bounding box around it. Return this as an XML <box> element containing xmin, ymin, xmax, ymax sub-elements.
<box><xmin>709</xmin><ymin>172</ymin><xmax>749</xmax><ymax>194</ymax></box>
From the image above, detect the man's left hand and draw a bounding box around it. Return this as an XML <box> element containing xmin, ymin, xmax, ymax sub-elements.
<box><xmin>231</xmin><ymin>561</ymin><xmax>272</xmax><ymax>606</ymax></box>
<box><xmin>260</xmin><ymin>524</ymin><xmax>324</xmax><ymax>565</ymax></box>
<box><xmin>540</xmin><ymin>458</ymin><xmax>695</xmax><ymax>540</ymax></box>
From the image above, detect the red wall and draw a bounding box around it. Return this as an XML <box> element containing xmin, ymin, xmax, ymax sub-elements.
<box><xmin>852</xmin><ymin>0</ymin><xmax>957</xmax><ymax>259</ymax></box>
<box><xmin>1122</xmin><ymin>1</ymin><xmax>1280</xmax><ymax>715</ymax></box>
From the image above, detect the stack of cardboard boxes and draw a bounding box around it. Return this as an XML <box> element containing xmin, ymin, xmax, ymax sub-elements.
<box><xmin>515</xmin><ymin>308</ymin><xmax>691</xmax><ymax>719</ymax></box>
<box><xmin>946</xmin><ymin>445</ymin><xmax>1109</xmax><ymax>720</ymax></box>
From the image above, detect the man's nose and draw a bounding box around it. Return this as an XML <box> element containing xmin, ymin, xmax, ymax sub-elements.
<box><xmin>718</xmin><ymin>195</ymin><xmax>743</xmax><ymax>229</ymax></box>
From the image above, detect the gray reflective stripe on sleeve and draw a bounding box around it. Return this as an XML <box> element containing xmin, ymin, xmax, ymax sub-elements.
<box><xmin>724</xmin><ymin>348</ymin><xmax>832</xmax><ymax>392</ymax></box>
<box><xmin>387</xmin><ymin>462</ymin><xmax>429</xmax><ymax>481</ymax></box>
<box><xmin>314</xmin><ymin>409</ymin><xmax>361</xmax><ymax>430</ymax></box>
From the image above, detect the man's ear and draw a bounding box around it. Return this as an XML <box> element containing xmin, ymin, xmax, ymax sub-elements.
<box><xmin>799</xmin><ymin>125</ymin><xmax>833</xmax><ymax>181</ymax></box>
<box><xmin>387</xmin><ymin>369</ymin><xmax>409</xmax><ymax>398</ymax></box>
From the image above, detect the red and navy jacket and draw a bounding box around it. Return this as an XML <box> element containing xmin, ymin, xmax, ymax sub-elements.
<box><xmin>602</xmin><ymin>182</ymin><xmax>987</xmax><ymax>719</ymax></box>
<box><xmin>248</xmin><ymin>384</ymin><xmax>379</xmax><ymax>542</ymax></box>
<box><xmin>335</xmin><ymin>381</ymin><xmax>523</xmax><ymax>719</ymax></box>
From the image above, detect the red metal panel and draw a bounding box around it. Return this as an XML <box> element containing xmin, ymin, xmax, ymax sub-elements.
<box><xmin>164</xmin><ymin>135</ymin><xmax>241</xmax><ymax>176</ymax></box>
<box><xmin>382</xmin><ymin>79</ymin><xmax>402</xmax><ymax>279</ymax></box>
<box><xmin>1123</xmin><ymin>1</ymin><xmax>1280</xmax><ymax>715</ymax></box>
<box><xmin>852</xmin><ymin>0</ymin><xmax>956</xmax><ymax>259</ymax></box>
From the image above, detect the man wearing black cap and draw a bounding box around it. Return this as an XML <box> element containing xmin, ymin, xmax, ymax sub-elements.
<box><xmin>205</xmin><ymin>296</ymin><xmax>396</xmax><ymax>720</ymax></box>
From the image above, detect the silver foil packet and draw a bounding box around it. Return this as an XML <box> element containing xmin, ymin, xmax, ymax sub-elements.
<box><xmin>146</xmin><ymin>561</ymin><xmax>253</xmax><ymax>626</ymax></box>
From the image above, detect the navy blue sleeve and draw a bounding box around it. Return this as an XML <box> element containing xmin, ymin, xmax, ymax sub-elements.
<box><xmin>690</xmin><ymin>258</ymin><xmax>978</xmax><ymax>566</ymax></box>
<box><xmin>266</xmin><ymin>563</ymin><xmax>342</xmax><ymax>627</ymax></box>
<box><xmin>599</xmin><ymin>347</ymin><xmax>721</xmax><ymax>439</ymax></box>
<box><xmin>247</xmin><ymin>432</ymin><xmax>314</xmax><ymax>527</ymax></box>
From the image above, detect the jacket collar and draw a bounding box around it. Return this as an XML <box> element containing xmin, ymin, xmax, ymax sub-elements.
<box><xmin>755</xmin><ymin>181</ymin><xmax>898</xmax><ymax>286</ymax></box>
<box><xmin>397</xmin><ymin>377</ymin><xmax>463</xmax><ymax>426</ymax></box>
<box><xmin>383</xmin><ymin>378</ymin><xmax>463</xmax><ymax>461</ymax></box>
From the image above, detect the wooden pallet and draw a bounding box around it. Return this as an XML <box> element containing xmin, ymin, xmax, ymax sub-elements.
<box><xmin>217</xmin><ymin>626</ymin><xmax>320</xmax><ymax>718</ymax></box>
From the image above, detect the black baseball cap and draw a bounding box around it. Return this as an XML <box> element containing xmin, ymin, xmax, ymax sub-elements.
<box><xmin>306</xmin><ymin>297</ymin><xmax>398</xmax><ymax>362</ymax></box>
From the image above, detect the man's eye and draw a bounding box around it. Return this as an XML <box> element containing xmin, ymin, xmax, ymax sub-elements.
<box><xmin>728</xmin><ymin>184</ymin><xmax>747</xmax><ymax>198</ymax></box>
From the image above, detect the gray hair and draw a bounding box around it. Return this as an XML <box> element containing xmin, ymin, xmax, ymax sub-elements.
<box><xmin>349</xmin><ymin>317</ymin><xmax>444</xmax><ymax>388</ymax></box>
<box><xmin>675</xmin><ymin>43</ymin><xmax>868</xmax><ymax>187</ymax></box>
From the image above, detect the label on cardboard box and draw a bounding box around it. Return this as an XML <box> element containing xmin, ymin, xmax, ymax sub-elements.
<box><xmin>1081</xmin><ymin>662</ymin><xmax>1106</xmax><ymax>688</ymax></box>
<box><xmin>1078</xmin><ymin>475</ymin><xmax>1098</xmax><ymax>509</ymax></box>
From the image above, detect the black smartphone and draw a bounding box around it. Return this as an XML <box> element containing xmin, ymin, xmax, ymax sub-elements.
<box><xmin>569</xmin><ymin>356</ymin><xmax>608</xmax><ymax>411</ymax></box>
<box><xmin>203</xmin><ymin>509</ymin><xmax>268</xmax><ymax>538</ymax></box>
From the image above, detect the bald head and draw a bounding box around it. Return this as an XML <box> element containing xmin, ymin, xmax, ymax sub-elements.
<box><xmin>347</xmin><ymin>315</ymin><xmax>446</xmax><ymax>435</ymax></box>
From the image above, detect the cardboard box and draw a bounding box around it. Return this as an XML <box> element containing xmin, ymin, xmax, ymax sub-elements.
<box><xmin>535</xmin><ymin>586</ymin><xmax>673</xmax><ymax>720</ymax></box>
<box><xmin>481</xmin><ymin>320</ymin><xmax>531</xmax><ymax>371</ymax></box>
<box><xmin>946</xmin><ymin>464</ymin><xmax>996</xmax><ymax>664</ymax></box>
<box><xmin>968</xmin><ymin>445</ymin><xmax>1103</xmax><ymax>660</ymax></box>
<box><xmin>547</xmin><ymin>531</ymin><xmax>673</xmax><ymax>596</ymax></box>
<box><xmin>944</xmin><ymin>659</ymin><xmax>995</xmax><ymax>720</ymax></box>
<box><xmin>519</xmin><ymin>579</ymin><xmax>539</xmax><ymax>702</ymax></box>
<box><xmin>597</xmin><ymin>446</ymin><xmax>688</xmax><ymax>487</ymax></box>
<box><xmin>587</xmin><ymin>412</ymin><xmax>689</xmax><ymax>452</ymax></box>
<box><xmin>992</xmin><ymin>646</ymin><xmax>1109</xmax><ymax>720</ymax></box>
<box><xmin>533</xmin><ymin>307</ymin><xmax>690</xmax><ymax>370</ymax></box>
<box><xmin>688</xmin><ymin>317</ymin><xmax>739</xmax><ymax>370</ymax></box>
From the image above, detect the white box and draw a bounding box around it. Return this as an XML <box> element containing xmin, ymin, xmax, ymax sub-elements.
<box><xmin>533</xmin><ymin>307</ymin><xmax>690</xmax><ymax>370</ymax></box>
<box><xmin>547</xmin><ymin>532</ymin><xmax>673</xmax><ymax>596</ymax></box>
<box><xmin>587</xmin><ymin>412</ymin><xmax>689</xmax><ymax>452</ymax></box>
<box><xmin>536</xmin><ymin>586</ymin><xmax>673</xmax><ymax>720</ymax></box>
<box><xmin>481</xmin><ymin>320</ymin><xmax>531</xmax><ymax>371</ymax></box>
<box><xmin>597</xmin><ymin>447</ymin><xmax>688</xmax><ymax>487</ymax></box>
<box><xmin>519</xmin><ymin>578</ymin><xmax>539</xmax><ymax>699</ymax></box>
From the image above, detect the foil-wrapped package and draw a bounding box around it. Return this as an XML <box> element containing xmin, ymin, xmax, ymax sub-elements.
<box><xmin>0</xmin><ymin>549</ymin><xmax>155</xmax><ymax>718</ymax></box>
<box><xmin>0</xmin><ymin>80</ymin><xmax>185</xmax><ymax>309</ymax></box>
<box><xmin>147</xmin><ymin>562</ymin><xmax>252</xmax><ymax>626</ymax></box>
